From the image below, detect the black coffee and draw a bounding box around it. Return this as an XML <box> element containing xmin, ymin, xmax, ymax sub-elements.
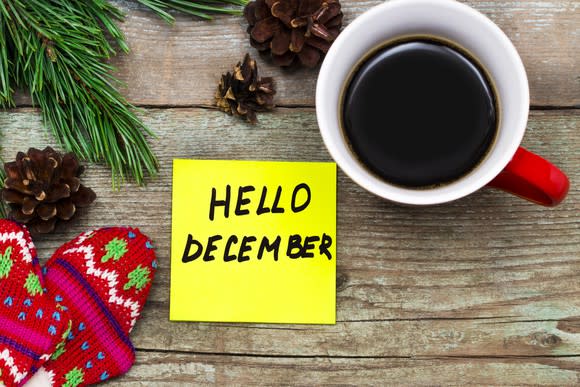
<box><xmin>342</xmin><ymin>39</ymin><xmax>497</xmax><ymax>187</ymax></box>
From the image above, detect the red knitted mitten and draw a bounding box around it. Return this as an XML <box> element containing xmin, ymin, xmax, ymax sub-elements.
<box><xmin>26</xmin><ymin>227</ymin><xmax>156</xmax><ymax>387</ymax></box>
<box><xmin>0</xmin><ymin>220</ymin><xmax>71</xmax><ymax>387</ymax></box>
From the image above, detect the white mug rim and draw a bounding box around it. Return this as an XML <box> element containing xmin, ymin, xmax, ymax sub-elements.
<box><xmin>316</xmin><ymin>0</ymin><xmax>530</xmax><ymax>205</ymax></box>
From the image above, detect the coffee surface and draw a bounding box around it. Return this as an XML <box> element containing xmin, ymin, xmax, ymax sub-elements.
<box><xmin>342</xmin><ymin>40</ymin><xmax>497</xmax><ymax>187</ymax></box>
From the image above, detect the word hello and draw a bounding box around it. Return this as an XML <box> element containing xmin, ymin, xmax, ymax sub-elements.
<box><xmin>209</xmin><ymin>183</ymin><xmax>311</xmax><ymax>220</ymax></box>
<box><xmin>181</xmin><ymin>183</ymin><xmax>333</xmax><ymax>263</ymax></box>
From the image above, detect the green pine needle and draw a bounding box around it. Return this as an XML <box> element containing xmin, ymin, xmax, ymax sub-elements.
<box><xmin>0</xmin><ymin>0</ymin><xmax>247</xmax><ymax>187</ymax></box>
<box><xmin>137</xmin><ymin>0</ymin><xmax>247</xmax><ymax>22</ymax></box>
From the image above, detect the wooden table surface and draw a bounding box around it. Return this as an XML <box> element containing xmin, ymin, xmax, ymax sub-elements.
<box><xmin>2</xmin><ymin>0</ymin><xmax>579</xmax><ymax>385</ymax></box>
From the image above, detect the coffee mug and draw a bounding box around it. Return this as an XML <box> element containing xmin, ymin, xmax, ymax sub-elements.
<box><xmin>316</xmin><ymin>0</ymin><xmax>569</xmax><ymax>206</ymax></box>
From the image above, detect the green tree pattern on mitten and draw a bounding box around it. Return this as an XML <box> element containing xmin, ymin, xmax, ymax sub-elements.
<box><xmin>0</xmin><ymin>246</ymin><xmax>13</xmax><ymax>278</ymax></box>
<box><xmin>63</xmin><ymin>367</ymin><xmax>84</xmax><ymax>387</ymax></box>
<box><xmin>101</xmin><ymin>238</ymin><xmax>128</xmax><ymax>263</ymax></box>
<box><xmin>124</xmin><ymin>265</ymin><xmax>151</xmax><ymax>291</ymax></box>
<box><xmin>51</xmin><ymin>339</ymin><xmax>66</xmax><ymax>361</ymax></box>
<box><xmin>51</xmin><ymin>320</ymin><xmax>72</xmax><ymax>360</ymax></box>
<box><xmin>24</xmin><ymin>272</ymin><xmax>43</xmax><ymax>296</ymax></box>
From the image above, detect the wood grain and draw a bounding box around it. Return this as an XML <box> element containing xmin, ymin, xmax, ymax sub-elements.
<box><xmin>11</xmin><ymin>0</ymin><xmax>579</xmax><ymax>108</ymax></box>
<box><xmin>2</xmin><ymin>0</ymin><xmax>579</xmax><ymax>383</ymax></box>
<box><xmin>108</xmin><ymin>0</ymin><xmax>580</xmax><ymax>108</ymax></box>
<box><xmin>111</xmin><ymin>351</ymin><xmax>580</xmax><ymax>386</ymax></box>
<box><xmin>1</xmin><ymin>109</ymin><xmax>578</xmax><ymax>376</ymax></box>
<box><xmin>133</xmin><ymin>307</ymin><xmax>580</xmax><ymax>357</ymax></box>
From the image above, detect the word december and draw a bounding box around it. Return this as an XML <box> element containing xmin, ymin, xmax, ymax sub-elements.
<box><xmin>182</xmin><ymin>183</ymin><xmax>333</xmax><ymax>263</ymax></box>
<box><xmin>182</xmin><ymin>233</ymin><xmax>333</xmax><ymax>263</ymax></box>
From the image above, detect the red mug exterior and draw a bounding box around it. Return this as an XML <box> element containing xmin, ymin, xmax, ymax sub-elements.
<box><xmin>487</xmin><ymin>147</ymin><xmax>569</xmax><ymax>206</ymax></box>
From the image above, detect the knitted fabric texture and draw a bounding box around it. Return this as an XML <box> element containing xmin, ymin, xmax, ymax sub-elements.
<box><xmin>0</xmin><ymin>220</ymin><xmax>70</xmax><ymax>386</ymax></box>
<box><xmin>33</xmin><ymin>227</ymin><xmax>156</xmax><ymax>386</ymax></box>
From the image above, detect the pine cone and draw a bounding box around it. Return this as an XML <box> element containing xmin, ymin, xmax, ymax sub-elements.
<box><xmin>244</xmin><ymin>0</ymin><xmax>343</xmax><ymax>68</ymax></box>
<box><xmin>1</xmin><ymin>147</ymin><xmax>96</xmax><ymax>234</ymax></box>
<box><xmin>215</xmin><ymin>53</ymin><xmax>276</xmax><ymax>123</ymax></box>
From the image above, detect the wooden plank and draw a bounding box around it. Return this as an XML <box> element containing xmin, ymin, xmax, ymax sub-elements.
<box><xmin>2</xmin><ymin>107</ymin><xmax>578</xmax><ymax>382</ymax></box>
<box><xmin>117</xmin><ymin>351</ymin><xmax>580</xmax><ymax>385</ymax></box>
<box><xmin>13</xmin><ymin>0</ymin><xmax>571</xmax><ymax>108</ymax></box>
<box><xmin>129</xmin><ymin>307</ymin><xmax>580</xmax><ymax>357</ymax></box>
<box><xmin>0</xmin><ymin>108</ymin><xmax>578</xmax><ymax>328</ymax></box>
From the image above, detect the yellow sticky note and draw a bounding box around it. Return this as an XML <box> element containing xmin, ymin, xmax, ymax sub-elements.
<box><xmin>170</xmin><ymin>160</ymin><xmax>337</xmax><ymax>324</ymax></box>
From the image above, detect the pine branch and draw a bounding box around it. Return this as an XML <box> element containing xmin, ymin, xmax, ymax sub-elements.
<box><xmin>0</xmin><ymin>0</ymin><xmax>247</xmax><ymax>187</ymax></box>
<box><xmin>1</xmin><ymin>0</ymin><xmax>157</xmax><ymax>186</ymax></box>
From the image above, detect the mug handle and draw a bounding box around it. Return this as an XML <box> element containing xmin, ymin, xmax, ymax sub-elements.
<box><xmin>486</xmin><ymin>147</ymin><xmax>569</xmax><ymax>206</ymax></box>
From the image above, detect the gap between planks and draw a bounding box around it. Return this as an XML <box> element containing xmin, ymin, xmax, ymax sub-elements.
<box><xmin>133</xmin><ymin>347</ymin><xmax>580</xmax><ymax>360</ymax></box>
<box><xmin>8</xmin><ymin>102</ymin><xmax>580</xmax><ymax>110</ymax></box>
